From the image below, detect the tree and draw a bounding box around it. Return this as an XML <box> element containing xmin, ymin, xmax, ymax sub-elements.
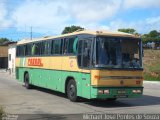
<box><xmin>148</xmin><ymin>30</ymin><xmax>159</xmax><ymax>38</ymax></box>
<box><xmin>0</xmin><ymin>38</ymin><xmax>10</xmax><ymax>45</ymax></box>
<box><xmin>118</xmin><ymin>28</ymin><xmax>136</xmax><ymax>34</ymax></box>
<box><xmin>142</xmin><ymin>30</ymin><xmax>160</xmax><ymax>44</ymax></box>
<box><xmin>62</xmin><ymin>25</ymin><xmax>84</xmax><ymax>34</ymax></box>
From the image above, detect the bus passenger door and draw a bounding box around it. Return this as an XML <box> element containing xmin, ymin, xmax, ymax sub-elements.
<box><xmin>78</xmin><ymin>38</ymin><xmax>92</xmax><ymax>99</ymax></box>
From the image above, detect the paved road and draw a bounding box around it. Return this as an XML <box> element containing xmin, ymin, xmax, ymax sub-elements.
<box><xmin>0</xmin><ymin>70</ymin><xmax>160</xmax><ymax>119</ymax></box>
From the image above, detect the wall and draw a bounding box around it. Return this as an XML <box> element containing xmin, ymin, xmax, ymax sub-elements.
<box><xmin>0</xmin><ymin>46</ymin><xmax>8</xmax><ymax>57</ymax></box>
<box><xmin>8</xmin><ymin>44</ymin><xmax>16</xmax><ymax>74</ymax></box>
<box><xmin>0</xmin><ymin>57</ymin><xmax>8</xmax><ymax>68</ymax></box>
<box><xmin>0</xmin><ymin>46</ymin><xmax>8</xmax><ymax>68</ymax></box>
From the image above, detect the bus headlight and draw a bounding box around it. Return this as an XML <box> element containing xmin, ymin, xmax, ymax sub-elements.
<box><xmin>98</xmin><ymin>90</ymin><xmax>110</xmax><ymax>94</ymax></box>
<box><xmin>137</xmin><ymin>90</ymin><xmax>142</xmax><ymax>93</ymax></box>
<box><xmin>132</xmin><ymin>89</ymin><xmax>142</xmax><ymax>93</ymax></box>
<box><xmin>104</xmin><ymin>90</ymin><xmax>110</xmax><ymax>94</ymax></box>
<box><xmin>98</xmin><ymin>90</ymin><xmax>103</xmax><ymax>94</ymax></box>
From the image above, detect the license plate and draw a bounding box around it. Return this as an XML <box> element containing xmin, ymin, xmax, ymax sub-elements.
<box><xmin>117</xmin><ymin>90</ymin><xmax>126</xmax><ymax>94</ymax></box>
<box><xmin>117</xmin><ymin>95</ymin><xmax>127</xmax><ymax>98</ymax></box>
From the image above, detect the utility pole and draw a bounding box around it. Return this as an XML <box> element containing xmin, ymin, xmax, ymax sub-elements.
<box><xmin>30</xmin><ymin>26</ymin><xmax>32</xmax><ymax>40</ymax></box>
<box><xmin>25</xmin><ymin>25</ymin><xmax>26</xmax><ymax>39</ymax></box>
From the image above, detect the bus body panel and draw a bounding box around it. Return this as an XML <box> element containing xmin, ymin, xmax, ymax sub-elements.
<box><xmin>91</xmin><ymin>70</ymin><xmax>143</xmax><ymax>87</ymax></box>
<box><xmin>16</xmin><ymin>56</ymin><xmax>92</xmax><ymax>99</ymax></box>
<box><xmin>16</xmin><ymin>56</ymin><xmax>143</xmax><ymax>99</ymax></box>
<box><xmin>90</xmin><ymin>86</ymin><xmax>143</xmax><ymax>99</ymax></box>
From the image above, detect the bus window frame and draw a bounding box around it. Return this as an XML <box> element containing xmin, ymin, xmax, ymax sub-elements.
<box><xmin>16</xmin><ymin>45</ymin><xmax>26</xmax><ymax>57</ymax></box>
<box><xmin>77</xmin><ymin>36</ymin><xmax>94</xmax><ymax>70</ymax></box>
<box><xmin>25</xmin><ymin>43</ymin><xmax>33</xmax><ymax>56</ymax></box>
<box><xmin>41</xmin><ymin>40</ymin><xmax>52</xmax><ymax>56</ymax></box>
<box><xmin>92</xmin><ymin>36</ymin><xmax>143</xmax><ymax>70</ymax></box>
<box><xmin>32</xmin><ymin>42</ymin><xmax>42</xmax><ymax>56</ymax></box>
<box><xmin>16</xmin><ymin>39</ymin><xmax>52</xmax><ymax>57</ymax></box>
<box><xmin>62</xmin><ymin>36</ymin><xmax>77</xmax><ymax>56</ymax></box>
<box><xmin>51</xmin><ymin>38</ymin><xmax>62</xmax><ymax>56</ymax></box>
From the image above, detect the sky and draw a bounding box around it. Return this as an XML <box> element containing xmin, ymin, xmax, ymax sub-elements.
<box><xmin>0</xmin><ymin>0</ymin><xmax>160</xmax><ymax>41</ymax></box>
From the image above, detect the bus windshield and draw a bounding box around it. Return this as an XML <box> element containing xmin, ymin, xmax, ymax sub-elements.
<box><xmin>93</xmin><ymin>37</ymin><xmax>142</xmax><ymax>69</ymax></box>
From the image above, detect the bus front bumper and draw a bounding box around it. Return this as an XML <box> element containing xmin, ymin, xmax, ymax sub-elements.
<box><xmin>91</xmin><ymin>87</ymin><xmax>143</xmax><ymax>99</ymax></box>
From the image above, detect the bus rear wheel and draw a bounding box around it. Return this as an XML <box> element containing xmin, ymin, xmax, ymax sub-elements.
<box><xmin>67</xmin><ymin>79</ymin><xmax>78</xmax><ymax>102</ymax></box>
<box><xmin>24</xmin><ymin>73</ymin><xmax>31</xmax><ymax>89</ymax></box>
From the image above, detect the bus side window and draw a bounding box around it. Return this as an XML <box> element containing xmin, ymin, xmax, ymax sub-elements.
<box><xmin>77</xmin><ymin>39</ymin><xmax>92</xmax><ymax>68</ymax></box>
<box><xmin>16</xmin><ymin>46</ymin><xmax>19</xmax><ymax>57</ymax></box>
<box><xmin>63</xmin><ymin>37</ymin><xmax>77</xmax><ymax>55</ymax></box>
<box><xmin>82</xmin><ymin>39</ymin><xmax>92</xmax><ymax>68</ymax></box>
<box><xmin>42</xmin><ymin>41</ymin><xmax>51</xmax><ymax>55</ymax></box>
<box><xmin>17</xmin><ymin>45</ymin><xmax>25</xmax><ymax>57</ymax></box>
<box><xmin>63</xmin><ymin>38</ymin><xmax>69</xmax><ymax>54</ymax></box>
<box><xmin>31</xmin><ymin>43</ymin><xmax>41</xmax><ymax>56</ymax></box>
<box><xmin>31</xmin><ymin>44</ymin><xmax>36</xmax><ymax>55</ymax></box>
<box><xmin>26</xmin><ymin>43</ymin><xmax>32</xmax><ymax>56</ymax></box>
<box><xmin>51</xmin><ymin>39</ymin><xmax>62</xmax><ymax>55</ymax></box>
<box><xmin>77</xmin><ymin>40</ymin><xmax>83</xmax><ymax>67</ymax></box>
<box><xmin>73</xmin><ymin>37</ymin><xmax>78</xmax><ymax>54</ymax></box>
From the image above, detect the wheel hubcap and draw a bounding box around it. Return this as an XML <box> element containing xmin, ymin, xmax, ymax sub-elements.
<box><xmin>69</xmin><ymin>84</ymin><xmax>75</xmax><ymax>97</ymax></box>
<box><xmin>25</xmin><ymin>78</ymin><xmax>28</xmax><ymax>86</ymax></box>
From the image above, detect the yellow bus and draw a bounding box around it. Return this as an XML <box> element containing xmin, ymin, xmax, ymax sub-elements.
<box><xmin>16</xmin><ymin>30</ymin><xmax>143</xmax><ymax>102</ymax></box>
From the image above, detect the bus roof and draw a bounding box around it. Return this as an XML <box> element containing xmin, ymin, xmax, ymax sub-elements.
<box><xmin>17</xmin><ymin>30</ymin><xmax>140</xmax><ymax>45</ymax></box>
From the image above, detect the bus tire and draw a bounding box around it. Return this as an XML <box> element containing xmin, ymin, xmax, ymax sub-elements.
<box><xmin>67</xmin><ymin>79</ymin><xmax>78</xmax><ymax>102</ymax></box>
<box><xmin>24</xmin><ymin>73</ymin><xmax>31</xmax><ymax>89</ymax></box>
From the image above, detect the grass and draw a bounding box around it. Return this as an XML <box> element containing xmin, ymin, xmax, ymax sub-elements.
<box><xmin>0</xmin><ymin>107</ymin><xmax>5</xmax><ymax>120</ymax></box>
<box><xmin>143</xmin><ymin>49</ymin><xmax>160</xmax><ymax>81</ymax></box>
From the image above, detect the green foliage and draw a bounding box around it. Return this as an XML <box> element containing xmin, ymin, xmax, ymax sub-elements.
<box><xmin>148</xmin><ymin>30</ymin><xmax>159</xmax><ymax>38</ymax></box>
<box><xmin>0</xmin><ymin>38</ymin><xmax>10</xmax><ymax>45</ymax></box>
<box><xmin>142</xmin><ymin>37</ymin><xmax>160</xmax><ymax>44</ymax></box>
<box><xmin>62</xmin><ymin>25</ymin><xmax>84</xmax><ymax>34</ymax></box>
<box><xmin>142</xmin><ymin>30</ymin><xmax>160</xmax><ymax>44</ymax></box>
<box><xmin>118</xmin><ymin>28</ymin><xmax>136</xmax><ymax>34</ymax></box>
<box><xmin>0</xmin><ymin>107</ymin><xmax>5</xmax><ymax>120</ymax></box>
<box><xmin>144</xmin><ymin>73</ymin><xmax>160</xmax><ymax>81</ymax></box>
<box><xmin>143</xmin><ymin>50</ymin><xmax>160</xmax><ymax>81</ymax></box>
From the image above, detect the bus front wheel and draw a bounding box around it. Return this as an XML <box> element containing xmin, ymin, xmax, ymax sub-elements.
<box><xmin>67</xmin><ymin>79</ymin><xmax>78</xmax><ymax>102</ymax></box>
<box><xmin>24</xmin><ymin>73</ymin><xmax>31</xmax><ymax>89</ymax></box>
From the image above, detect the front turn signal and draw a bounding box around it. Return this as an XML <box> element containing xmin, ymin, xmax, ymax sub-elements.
<box><xmin>94</xmin><ymin>75</ymin><xmax>101</xmax><ymax>80</ymax></box>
